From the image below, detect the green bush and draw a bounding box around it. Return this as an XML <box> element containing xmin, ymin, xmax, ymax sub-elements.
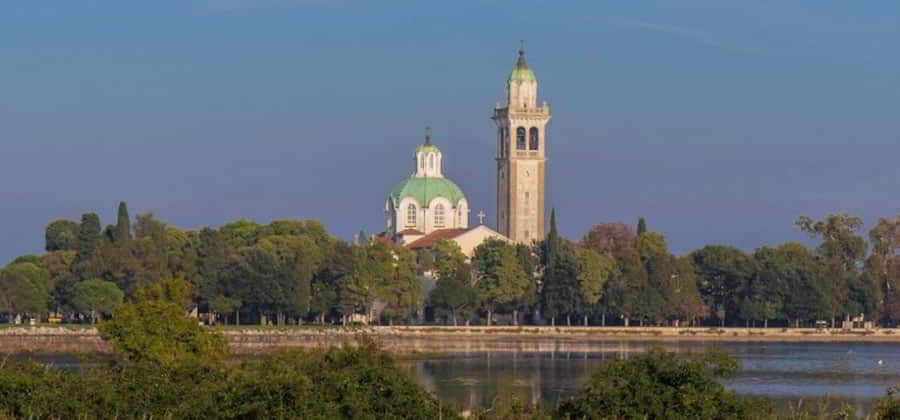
<box><xmin>0</xmin><ymin>339</ymin><xmax>456</xmax><ymax>419</ymax></box>
<box><xmin>0</xmin><ymin>276</ymin><xmax>455</xmax><ymax>419</ymax></box>
<box><xmin>554</xmin><ymin>349</ymin><xmax>771</xmax><ymax>420</ymax></box>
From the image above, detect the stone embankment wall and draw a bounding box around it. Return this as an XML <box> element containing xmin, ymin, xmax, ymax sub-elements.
<box><xmin>3</xmin><ymin>326</ymin><xmax>900</xmax><ymax>355</ymax></box>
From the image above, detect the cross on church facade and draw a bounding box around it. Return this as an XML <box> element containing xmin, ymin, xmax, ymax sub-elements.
<box><xmin>477</xmin><ymin>210</ymin><xmax>486</xmax><ymax>225</ymax></box>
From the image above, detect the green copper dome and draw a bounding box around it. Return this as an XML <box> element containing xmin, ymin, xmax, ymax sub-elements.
<box><xmin>508</xmin><ymin>48</ymin><xmax>536</xmax><ymax>82</ymax></box>
<box><xmin>390</xmin><ymin>177</ymin><xmax>466</xmax><ymax>208</ymax></box>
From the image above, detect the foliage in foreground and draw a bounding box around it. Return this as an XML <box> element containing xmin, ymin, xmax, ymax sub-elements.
<box><xmin>555</xmin><ymin>348</ymin><xmax>770</xmax><ymax>420</ymax></box>
<box><xmin>0</xmin><ymin>283</ymin><xmax>455</xmax><ymax>419</ymax></box>
<box><xmin>97</xmin><ymin>277</ymin><xmax>227</xmax><ymax>366</ymax></box>
<box><xmin>5</xmin><ymin>288</ymin><xmax>900</xmax><ymax>419</ymax></box>
<box><xmin>0</xmin><ymin>340</ymin><xmax>455</xmax><ymax>419</ymax></box>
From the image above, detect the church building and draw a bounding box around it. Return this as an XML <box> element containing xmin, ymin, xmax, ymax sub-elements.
<box><xmin>382</xmin><ymin>47</ymin><xmax>549</xmax><ymax>256</ymax></box>
<box><xmin>385</xmin><ymin>133</ymin><xmax>470</xmax><ymax>243</ymax></box>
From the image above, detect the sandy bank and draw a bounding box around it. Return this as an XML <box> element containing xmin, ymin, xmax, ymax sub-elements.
<box><xmin>2</xmin><ymin>326</ymin><xmax>899</xmax><ymax>355</ymax></box>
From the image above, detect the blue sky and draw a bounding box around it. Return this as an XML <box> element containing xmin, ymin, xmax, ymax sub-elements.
<box><xmin>1</xmin><ymin>1</ymin><xmax>898</xmax><ymax>262</ymax></box>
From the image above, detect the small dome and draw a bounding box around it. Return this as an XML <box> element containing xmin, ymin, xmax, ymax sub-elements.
<box><xmin>389</xmin><ymin>177</ymin><xmax>466</xmax><ymax>208</ymax></box>
<box><xmin>508</xmin><ymin>48</ymin><xmax>536</xmax><ymax>82</ymax></box>
<box><xmin>416</xmin><ymin>143</ymin><xmax>441</xmax><ymax>154</ymax></box>
<box><xmin>416</xmin><ymin>130</ymin><xmax>441</xmax><ymax>154</ymax></box>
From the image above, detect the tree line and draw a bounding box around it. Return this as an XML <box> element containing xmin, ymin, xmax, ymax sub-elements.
<box><xmin>0</xmin><ymin>202</ymin><xmax>897</xmax><ymax>328</ymax></box>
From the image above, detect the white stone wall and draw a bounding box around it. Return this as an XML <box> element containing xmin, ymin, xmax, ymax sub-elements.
<box><xmin>387</xmin><ymin>196</ymin><xmax>468</xmax><ymax>236</ymax></box>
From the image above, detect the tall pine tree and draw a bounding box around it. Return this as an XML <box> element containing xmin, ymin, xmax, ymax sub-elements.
<box><xmin>637</xmin><ymin>217</ymin><xmax>647</xmax><ymax>235</ymax></box>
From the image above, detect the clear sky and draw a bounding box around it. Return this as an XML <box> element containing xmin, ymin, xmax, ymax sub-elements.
<box><xmin>1</xmin><ymin>1</ymin><xmax>898</xmax><ymax>263</ymax></box>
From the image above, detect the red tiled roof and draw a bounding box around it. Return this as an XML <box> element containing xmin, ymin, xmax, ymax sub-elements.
<box><xmin>405</xmin><ymin>228</ymin><xmax>470</xmax><ymax>249</ymax></box>
<box><xmin>372</xmin><ymin>232</ymin><xmax>396</xmax><ymax>246</ymax></box>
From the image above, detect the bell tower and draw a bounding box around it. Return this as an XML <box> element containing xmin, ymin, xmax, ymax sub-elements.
<box><xmin>492</xmin><ymin>47</ymin><xmax>551</xmax><ymax>243</ymax></box>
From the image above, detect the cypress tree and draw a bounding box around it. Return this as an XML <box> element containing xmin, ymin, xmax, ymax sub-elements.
<box><xmin>546</xmin><ymin>208</ymin><xmax>560</xmax><ymax>265</ymax></box>
<box><xmin>637</xmin><ymin>217</ymin><xmax>647</xmax><ymax>235</ymax></box>
<box><xmin>115</xmin><ymin>201</ymin><xmax>132</xmax><ymax>243</ymax></box>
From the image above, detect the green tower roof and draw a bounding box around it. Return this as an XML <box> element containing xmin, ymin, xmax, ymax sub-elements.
<box><xmin>508</xmin><ymin>48</ymin><xmax>536</xmax><ymax>82</ymax></box>
<box><xmin>390</xmin><ymin>177</ymin><xmax>466</xmax><ymax>208</ymax></box>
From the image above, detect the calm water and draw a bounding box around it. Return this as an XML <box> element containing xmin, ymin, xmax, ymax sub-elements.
<box><xmin>395</xmin><ymin>341</ymin><xmax>900</xmax><ymax>414</ymax></box>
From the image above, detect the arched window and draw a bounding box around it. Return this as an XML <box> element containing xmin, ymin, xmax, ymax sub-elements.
<box><xmin>428</xmin><ymin>154</ymin><xmax>433</xmax><ymax>169</ymax></box>
<box><xmin>516</xmin><ymin>127</ymin><xmax>526</xmax><ymax>150</ymax></box>
<box><xmin>529</xmin><ymin>127</ymin><xmax>539</xmax><ymax>150</ymax></box>
<box><xmin>434</xmin><ymin>204</ymin><xmax>445</xmax><ymax>228</ymax></box>
<box><xmin>407</xmin><ymin>203</ymin><xmax>417</xmax><ymax>226</ymax></box>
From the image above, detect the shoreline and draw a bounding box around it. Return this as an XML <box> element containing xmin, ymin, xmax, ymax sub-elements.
<box><xmin>3</xmin><ymin>325</ymin><xmax>900</xmax><ymax>355</ymax></box>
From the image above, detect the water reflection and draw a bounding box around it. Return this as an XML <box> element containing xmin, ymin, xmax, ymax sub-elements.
<box><xmin>396</xmin><ymin>341</ymin><xmax>900</xmax><ymax>415</ymax></box>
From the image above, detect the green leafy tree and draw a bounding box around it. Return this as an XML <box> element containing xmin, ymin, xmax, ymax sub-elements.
<box><xmin>41</xmin><ymin>250</ymin><xmax>77</xmax><ymax>313</ymax></box>
<box><xmin>866</xmin><ymin>216</ymin><xmax>900</xmax><ymax>323</ymax></box>
<box><xmin>690</xmin><ymin>245</ymin><xmax>757</xmax><ymax>327</ymax></box>
<box><xmin>11</xmin><ymin>255</ymin><xmax>42</xmax><ymax>265</ymax></box>
<box><xmin>541</xmin><ymin>211</ymin><xmax>584</xmax><ymax>326</ymax></box>
<box><xmin>555</xmin><ymin>349</ymin><xmax>770</xmax><ymax>419</ymax></box>
<box><xmin>541</xmin><ymin>241</ymin><xmax>581</xmax><ymax>326</ymax></box>
<box><xmin>670</xmin><ymin>257</ymin><xmax>708</xmax><ymax>325</ymax></box>
<box><xmin>756</xmin><ymin>242</ymin><xmax>831</xmax><ymax>327</ymax></box>
<box><xmin>430</xmin><ymin>276</ymin><xmax>478</xmax><ymax>325</ymax></box>
<box><xmin>796</xmin><ymin>213</ymin><xmax>867</xmax><ymax>323</ymax></box>
<box><xmin>98</xmin><ymin>278</ymin><xmax>227</xmax><ymax>366</ymax></box>
<box><xmin>433</xmin><ymin>239</ymin><xmax>468</xmax><ymax>282</ymax></box>
<box><xmin>72</xmin><ymin>213</ymin><xmax>103</xmax><ymax>280</ymax></box>
<box><xmin>473</xmin><ymin>239</ymin><xmax>531</xmax><ymax>325</ymax></box>
<box><xmin>0</xmin><ymin>262</ymin><xmax>53</xmax><ymax>319</ymax></box>
<box><xmin>574</xmin><ymin>246</ymin><xmax>614</xmax><ymax>325</ymax></box>
<box><xmin>76</xmin><ymin>213</ymin><xmax>103</xmax><ymax>256</ymax></box>
<box><xmin>643</xmin><ymin>252</ymin><xmax>677</xmax><ymax>324</ymax></box>
<box><xmin>218</xmin><ymin>219</ymin><xmax>263</xmax><ymax>248</ymax></box>
<box><xmin>637</xmin><ymin>230</ymin><xmax>680</xmax><ymax>325</ymax></box>
<box><xmin>377</xmin><ymin>244</ymin><xmax>422</xmax><ymax>324</ymax></box>
<box><xmin>186</xmin><ymin>227</ymin><xmax>229</xmax><ymax>314</ymax></box>
<box><xmin>257</xmin><ymin>234</ymin><xmax>322</xmax><ymax>323</ymax></box>
<box><xmin>604</xmin><ymin>248</ymin><xmax>649</xmax><ymax>326</ymax></box>
<box><xmin>311</xmin><ymin>241</ymin><xmax>354</xmax><ymax>324</ymax></box>
<box><xmin>136</xmin><ymin>276</ymin><xmax>194</xmax><ymax>310</ymax></box>
<box><xmin>637</xmin><ymin>217</ymin><xmax>647</xmax><ymax>235</ymax></box>
<box><xmin>429</xmin><ymin>240</ymin><xmax>478</xmax><ymax>325</ymax></box>
<box><xmin>70</xmin><ymin>279</ymin><xmax>124</xmax><ymax>323</ymax></box>
<box><xmin>335</xmin><ymin>244</ymin><xmax>377</xmax><ymax>323</ymax></box>
<box><xmin>44</xmin><ymin>220</ymin><xmax>79</xmax><ymax>252</ymax></box>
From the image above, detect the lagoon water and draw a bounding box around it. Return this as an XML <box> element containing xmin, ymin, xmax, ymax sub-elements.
<box><xmin>396</xmin><ymin>341</ymin><xmax>900</xmax><ymax>414</ymax></box>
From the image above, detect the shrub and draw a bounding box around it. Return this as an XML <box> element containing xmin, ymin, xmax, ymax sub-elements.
<box><xmin>0</xmin><ymin>339</ymin><xmax>456</xmax><ymax>419</ymax></box>
<box><xmin>554</xmin><ymin>349</ymin><xmax>771</xmax><ymax>420</ymax></box>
